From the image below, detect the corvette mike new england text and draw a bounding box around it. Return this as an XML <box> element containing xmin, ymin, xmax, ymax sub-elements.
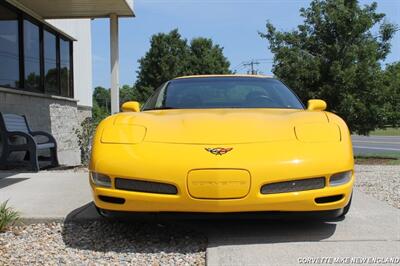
<box><xmin>297</xmin><ymin>257</ymin><xmax>400</xmax><ymax>264</ymax></box>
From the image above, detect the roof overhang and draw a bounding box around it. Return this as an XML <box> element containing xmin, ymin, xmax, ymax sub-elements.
<box><xmin>7</xmin><ymin>0</ymin><xmax>135</xmax><ymax>19</ymax></box>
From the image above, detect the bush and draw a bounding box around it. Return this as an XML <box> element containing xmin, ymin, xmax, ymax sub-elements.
<box><xmin>75</xmin><ymin>117</ymin><xmax>97</xmax><ymax>166</ymax></box>
<box><xmin>0</xmin><ymin>201</ymin><xmax>19</xmax><ymax>232</ymax></box>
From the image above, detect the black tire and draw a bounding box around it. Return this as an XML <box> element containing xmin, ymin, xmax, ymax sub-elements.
<box><xmin>340</xmin><ymin>193</ymin><xmax>352</xmax><ymax>217</ymax></box>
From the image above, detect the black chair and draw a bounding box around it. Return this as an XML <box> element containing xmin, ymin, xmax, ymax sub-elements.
<box><xmin>0</xmin><ymin>113</ymin><xmax>59</xmax><ymax>172</ymax></box>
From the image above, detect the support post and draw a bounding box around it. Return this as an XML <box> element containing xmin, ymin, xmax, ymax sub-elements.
<box><xmin>110</xmin><ymin>13</ymin><xmax>119</xmax><ymax>114</ymax></box>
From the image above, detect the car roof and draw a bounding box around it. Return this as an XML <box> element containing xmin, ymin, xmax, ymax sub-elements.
<box><xmin>173</xmin><ymin>74</ymin><xmax>274</xmax><ymax>80</ymax></box>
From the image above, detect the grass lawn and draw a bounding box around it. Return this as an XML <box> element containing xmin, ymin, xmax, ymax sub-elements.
<box><xmin>370</xmin><ymin>128</ymin><xmax>400</xmax><ymax>136</ymax></box>
<box><xmin>356</xmin><ymin>127</ymin><xmax>400</xmax><ymax>164</ymax></box>
<box><xmin>355</xmin><ymin>157</ymin><xmax>400</xmax><ymax>165</ymax></box>
<box><xmin>355</xmin><ymin>152</ymin><xmax>400</xmax><ymax>165</ymax></box>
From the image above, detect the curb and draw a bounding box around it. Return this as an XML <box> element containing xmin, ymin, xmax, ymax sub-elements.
<box><xmin>16</xmin><ymin>203</ymin><xmax>101</xmax><ymax>225</ymax></box>
<box><xmin>17</xmin><ymin>217</ymin><xmax>64</xmax><ymax>225</ymax></box>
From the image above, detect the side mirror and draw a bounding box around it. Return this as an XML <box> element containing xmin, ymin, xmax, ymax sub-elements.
<box><xmin>307</xmin><ymin>99</ymin><xmax>327</xmax><ymax>111</ymax></box>
<box><xmin>122</xmin><ymin>101</ymin><xmax>140</xmax><ymax>112</ymax></box>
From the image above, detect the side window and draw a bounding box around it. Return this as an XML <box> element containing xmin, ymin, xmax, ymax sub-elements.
<box><xmin>60</xmin><ymin>38</ymin><xmax>71</xmax><ymax>97</ymax></box>
<box><xmin>0</xmin><ymin>4</ymin><xmax>19</xmax><ymax>88</ymax></box>
<box><xmin>23</xmin><ymin>19</ymin><xmax>41</xmax><ymax>92</ymax></box>
<box><xmin>0</xmin><ymin>2</ymin><xmax>74</xmax><ymax>98</ymax></box>
<box><xmin>44</xmin><ymin>30</ymin><xmax>58</xmax><ymax>94</ymax></box>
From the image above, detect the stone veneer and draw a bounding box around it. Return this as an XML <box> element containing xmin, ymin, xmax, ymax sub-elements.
<box><xmin>0</xmin><ymin>87</ymin><xmax>91</xmax><ymax>166</ymax></box>
<box><xmin>77</xmin><ymin>105</ymin><xmax>93</xmax><ymax>125</ymax></box>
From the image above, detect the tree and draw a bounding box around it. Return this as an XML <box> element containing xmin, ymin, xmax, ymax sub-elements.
<box><xmin>188</xmin><ymin>37</ymin><xmax>231</xmax><ymax>75</ymax></box>
<box><xmin>381</xmin><ymin>62</ymin><xmax>400</xmax><ymax>127</ymax></box>
<box><xmin>120</xmin><ymin>84</ymin><xmax>141</xmax><ymax>105</ymax></box>
<box><xmin>260</xmin><ymin>0</ymin><xmax>398</xmax><ymax>134</ymax></box>
<box><xmin>93</xmin><ymin>86</ymin><xmax>111</xmax><ymax>114</ymax></box>
<box><xmin>135</xmin><ymin>29</ymin><xmax>190</xmax><ymax>101</ymax></box>
<box><xmin>92</xmin><ymin>85</ymin><xmax>143</xmax><ymax>122</ymax></box>
<box><xmin>135</xmin><ymin>29</ymin><xmax>231</xmax><ymax>101</ymax></box>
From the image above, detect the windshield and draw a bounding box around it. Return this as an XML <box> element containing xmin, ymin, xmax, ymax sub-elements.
<box><xmin>142</xmin><ymin>77</ymin><xmax>304</xmax><ymax>110</ymax></box>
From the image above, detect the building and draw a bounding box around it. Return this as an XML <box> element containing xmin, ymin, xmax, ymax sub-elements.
<box><xmin>0</xmin><ymin>0</ymin><xmax>134</xmax><ymax>166</ymax></box>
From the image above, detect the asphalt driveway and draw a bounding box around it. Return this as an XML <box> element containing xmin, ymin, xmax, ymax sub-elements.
<box><xmin>352</xmin><ymin>135</ymin><xmax>400</xmax><ymax>156</ymax></box>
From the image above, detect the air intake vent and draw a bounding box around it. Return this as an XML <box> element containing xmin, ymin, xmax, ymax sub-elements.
<box><xmin>98</xmin><ymin>195</ymin><xmax>125</xmax><ymax>204</ymax></box>
<box><xmin>315</xmin><ymin>194</ymin><xmax>344</xmax><ymax>204</ymax></box>
<box><xmin>115</xmin><ymin>178</ymin><xmax>178</xmax><ymax>195</ymax></box>
<box><xmin>261</xmin><ymin>177</ymin><xmax>325</xmax><ymax>194</ymax></box>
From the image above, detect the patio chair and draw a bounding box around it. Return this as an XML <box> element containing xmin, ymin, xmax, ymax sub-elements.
<box><xmin>0</xmin><ymin>113</ymin><xmax>59</xmax><ymax>172</ymax></box>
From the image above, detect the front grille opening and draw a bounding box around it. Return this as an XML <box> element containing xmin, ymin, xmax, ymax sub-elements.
<box><xmin>98</xmin><ymin>195</ymin><xmax>125</xmax><ymax>204</ymax></box>
<box><xmin>115</xmin><ymin>178</ymin><xmax>178</xmax><ymax>195</ymax></box>
<box><xmin>261</xmin><ymin>177</ymin><xmax>325</xmax><ymax>194</ymax></box>
<box><xmin>315</xmin><ymin>194</ymin><xmax>344</xmax><ymax>204</ymax></box>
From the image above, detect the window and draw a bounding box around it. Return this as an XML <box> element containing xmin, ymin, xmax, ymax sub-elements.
<box><xmin>0</xmin><ymin>2</ymin><xmax>73</xmax><ymax>98</ymax></box>
<box><xmin>0</xmin><ymin>4</ymin><xmax>19</xmax><ymax>88</ymax></box>
<box><xmin>23</xmin><ymin>19</ymin><xmax>41</xmax><ymax>92</ymax></box>
<box><xmin>60</xmin><ymin>38</ymin><xmax>71</xmax><ymax>97</ymax></box>
<box><xmin>44</xmin><ymin>30</ymin><xmax>58</xmax><ymax>94</ymax></box>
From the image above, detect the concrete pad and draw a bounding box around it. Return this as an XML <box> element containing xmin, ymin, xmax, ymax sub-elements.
<box><xmin>207</xmin><ymin>241</ymin><xmax>400</xmax><ymax>266</ymax></box>
<box><xmin>206</xmin><ymin>190</ymin><xmax>400</xmax><ymax>265</ymax></box>
<box><xmin>0</xmin><ymin>171</ymin><xmax>92</xmax><ymax>222</ymax></box>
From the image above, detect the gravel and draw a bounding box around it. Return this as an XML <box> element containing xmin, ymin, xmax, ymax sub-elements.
<box><xmin>0</xmin><ymin>221</ymin><xmax>206</xmax><ymax>265</ymax></box>
<box><xmin>355</xmin><ymin>164</ymin><xmax>400</xmax><ymax>209</ymax></box>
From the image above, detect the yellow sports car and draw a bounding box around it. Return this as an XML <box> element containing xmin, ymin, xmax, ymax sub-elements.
<box><xmin>89</xmin><ymin>75</ymin><xmax>354</xmax><ymax>219</ymax></box>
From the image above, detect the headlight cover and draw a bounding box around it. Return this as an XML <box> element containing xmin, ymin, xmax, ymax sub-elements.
<box><xmin>329</xmin><ymin>171</ymin><xmax>352</xmax><ymax>186</ymax></box>
<box><xmin>101</xmin><ymin>125</ymin><xmax>146</xmax><ymax>144</ymax></box>
<box><xmin>295</xmin><ymin>123</ymin><xmax>341</xmax><ymax>142</ymax></box>
<box><xmin>91</xmin><ymin>172</ymin><xmax>112</xmax><ymax>188</ymax></box>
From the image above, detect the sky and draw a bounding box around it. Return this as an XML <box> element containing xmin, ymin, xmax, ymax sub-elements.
<box><xmin>91</xmin><ymin>0</ymin><xmax>400</xmax><ymax>89</ymax></box>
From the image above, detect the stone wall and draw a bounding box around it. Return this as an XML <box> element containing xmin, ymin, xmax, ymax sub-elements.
<box><xmin>77</xmin><ymin>105</ymin><xmax>93</xmax><ymax>125</ymax></box>
<box><xmin>48</xmin><ymin>102</ymin><xmax>80</xmax><ymax>165</ymax></box>
<box><xmin>0</xmin><ymin>88</ymin><xmax>91</xmax><ymax>166</ymax></box>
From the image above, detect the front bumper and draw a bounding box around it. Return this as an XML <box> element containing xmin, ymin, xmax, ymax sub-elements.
<box><xmin>90</xmin><ymin>141</ymin><xmax>354</xmax><ymax>213</ymax></box>
<box><xmin>91</xmin><ymin>179</ymin><xmax>353</xmax><ymax>213</ymax></box>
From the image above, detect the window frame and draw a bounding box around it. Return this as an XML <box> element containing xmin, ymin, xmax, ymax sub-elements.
<box><xmin>0</xmin><ymin>1</ymin><xmax>74</xmax><ymax>98</ymax></box>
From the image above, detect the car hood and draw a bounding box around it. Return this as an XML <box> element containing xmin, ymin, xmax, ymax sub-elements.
<box><xmin>113</xmin><ymin>109</ymin><xmax>329</xmax><ymax>144</ymax></box>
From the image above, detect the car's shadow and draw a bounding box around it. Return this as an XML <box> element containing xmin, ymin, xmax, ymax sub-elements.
<box><xmin>62</xmin><ymin>202</ymin><xmax>338</xmax><ymax>253</ymax></box>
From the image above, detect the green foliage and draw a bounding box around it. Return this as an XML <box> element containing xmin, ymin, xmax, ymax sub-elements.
<box><xmin>93</xmin><ymin>86</ymin><xmax>111</xmax><ymax>115</ymax></box>
<box><xmin>135</xmin><ymin>29</ymin><xmax>190</xmax><ymax>101</ymax></box>
<box><xmin>188</xmin><ymin>38</ymin><xmax>231</xmax><ymax>75</ymax></box>
<box><xmin>370</xmin><ymin>127</ymin><xmax>400</xmax><ymax>136</ymax></box>
<box><xmin>120</xmin><ymin>84</ymin><xmax>142</xmax><ymax>105</ymax></box>
<box><xmin>380</xmin><ymin>62</ymin><xmax>400</xmax><ymax>127</ymax></box>
<box><xmin>92</xmin><ymin>100</ymin><xmax>109</xmax><ymax>124</ymax></box>
<box><xmin>92</xmin><ymin>85</ymin><xmax>142</xmax><ymax>122</ymax></box>
<box><xmin>0</xmin><ymin>200</ymin><xmax>19</xmax><ymax>232</ymax></box>
<box><xmin>75</xmin><ymin>117</ymin><xmax>96</xmax><ymax>166</ymax></box>
<box><xmin>260</xmin><ymin>0</ymin><xmax>398</xmax><ymax>135</ymax></box>
<box><xmin>135</xmin><ymin>29</ymin><xmax>231</xmax><ymax>101</ymax></box>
